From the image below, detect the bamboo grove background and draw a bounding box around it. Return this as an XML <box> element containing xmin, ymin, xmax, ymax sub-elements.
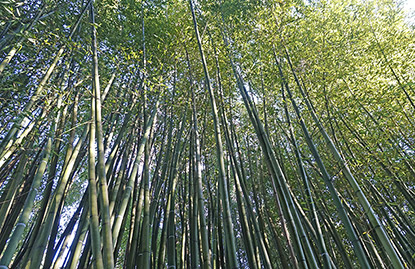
<box><xmin>0</xmin><ymin>0</ymin><xmax>414</xmax><ymax>268</ymax></box>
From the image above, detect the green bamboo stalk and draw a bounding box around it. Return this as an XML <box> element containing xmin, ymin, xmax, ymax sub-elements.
<box><xmin>0</xmin><ymin>152</ymin><xmax>27</xmax><ymax>231</ymax></box>
<box><xmin>185</xmin><ymin>40</ymin><xmax>211</xmax><ymax>269</ymax></box>
<box><xmin>89</xmin><ymin>3</ymin><xmax>114</xmax><ymax>267</ymax></box>
<box><xmin>0</xmin><ymin>4</ymin><xmax>46</xmax><ymax>74</ymax></box>
<box><xmin>87</xmin><ymin>34</ymin><xmax>104</xmax><ymax>269</ymax></box>
<box><xmin>0</xmin><ymin>0</ymin><xmax>92</xmax><ymax>166</ymax></box>
<box><xmin>52</xmin><ymin>195</ymin><xmax>87</xmax><ymax>269</ymax></box>
<box><xmin>112</xmin><ymin>100</ymin><xmax>158</xmax><ymax>246</ymax></box>
<box><xmin>125</xmin><ymin>175</ymin><xmax>145</xmax><ymax>268</ymax></box>
<box><xmin>189</xmin><ymin>134</ymin><xmax>200</xmax><ymax>269</ymax></box>
<box><xmin>281</xmin><ymin>82</ymin><xmax>332</xmax><ymax>269</ymax></box>
<box><xmin>189</xmin><ymin>1</ymin><xmax>239</xmax><ymax>267</ymax></box>
<box><xmin>0</xmin><ymin>138</ymin><xmax>46</xmax><ymax>253</ymax></box>
<box><xmin>274</xmin><ymin>54</ymin><xmax>370</xmax><ymax>268</ymax></box>
<box><xmin>138</xmin><ymin>140</ymin><xmax>151</xmax><ymax>268</ymax></box>
<box><xmin>220</xmin><ymin>99</ymin><xmax>270</xmax><ymax>268</ymax></box>
<box><xmin>218</xmin><ymin>20</ymin><xmax>316</xmax><ymax>267</ymax></box>
<box><xmin>284</xmin><ymin>48</ymin><xmax>404</xmax><ymax>268</ymax></box>
<box><xmin>0</xmin><ymin>137</ymin><xmax>53</xmax><ymax>268</ymax></box>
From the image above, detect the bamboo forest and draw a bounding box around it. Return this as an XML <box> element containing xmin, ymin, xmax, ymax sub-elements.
<box><xmin>0</xmin><ymin>0</ymin><xmax>414</xmax><ymax>268</ymax></box>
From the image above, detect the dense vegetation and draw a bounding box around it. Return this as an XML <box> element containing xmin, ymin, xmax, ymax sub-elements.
<box><xmin>0</xmin><ymin>0</ymin><xmax>414</xmax><ymax>268</ymax></box>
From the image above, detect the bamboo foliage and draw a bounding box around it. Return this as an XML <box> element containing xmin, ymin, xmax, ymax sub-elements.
<box><xmin>0</xmin><ymin>0</ymin><xmax>413</xmax><ymax>268</ymax></box>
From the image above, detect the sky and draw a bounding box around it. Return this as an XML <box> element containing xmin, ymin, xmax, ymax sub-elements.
<box><xmin>403</xmin><ymin>0</ymin><xmax>415</xmax><ymax>23</ymax></box>
<box><xmin>404</xmin><ymin>0</ymin><xmax>415</xmax><ymax>10</ymax></box>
